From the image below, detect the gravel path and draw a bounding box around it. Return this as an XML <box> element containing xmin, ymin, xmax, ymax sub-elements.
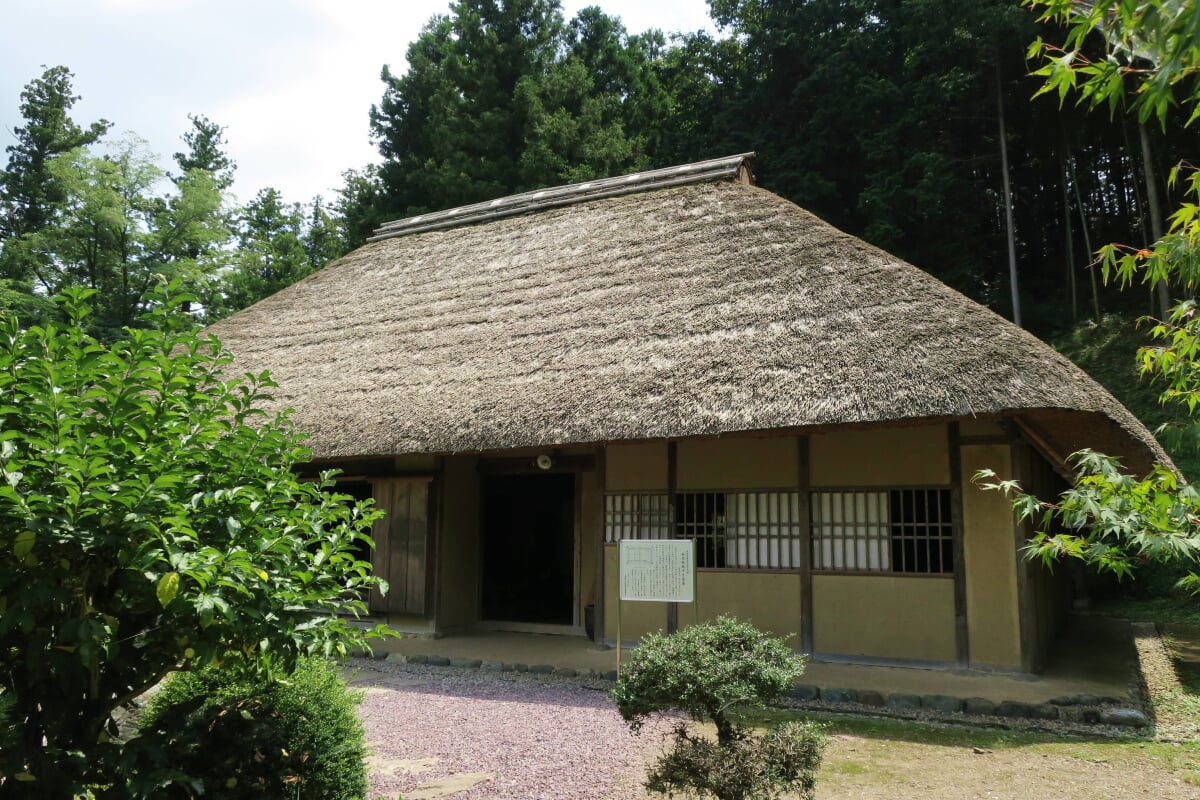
<box><xmin>349</xmin><ymin>659</ymin><xmax>673</xmax><ymax>800</ymax></box>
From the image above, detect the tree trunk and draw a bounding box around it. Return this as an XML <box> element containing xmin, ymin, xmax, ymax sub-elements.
<box><xmin>1060</xmin><ymin>150</ymin><xmax>1078</xmax><ymax>323</ymax></box>
<box><xmin>996</xmin><ymin>60</ymin><xmax>1021</xmax><ymax>328</ymax></box>
<box><xmin>1069</xmin><ymin>155</ymin><xmax>1103</xmax><ymax>324</ymax></box>
<box><xmin>1139</xmin><ymin>122</ymin><xmax>1171</xmax><ymax>318</ymax></box>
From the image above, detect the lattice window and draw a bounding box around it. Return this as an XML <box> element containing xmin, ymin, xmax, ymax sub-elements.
<box><xmin>606</xmin><ymin>490</ymin><xmax>803</xmax><ymax>569</ymax></box>
<box><xmin>724</xmin><ymin>491</ymin><xmax>802</xmax><ymax>569</ymax></box>
<box><xmin>676</xmin><ymin>492</ymin><xmax>726</xmax><ymax>568</ymax></box>
<box><xmin>811</xmin><ymin>488</ymin><xmax>953</xmax><ymax>574</ymax></box>
<box><xmin>889</xmin><ymin>489</ymin><xmax>954</xmax><ymax>574</ymax></box>
<box><xmin>605</xmin><ymin>493</ymin><xmax>670</xmax><ymax>542</ymax></box>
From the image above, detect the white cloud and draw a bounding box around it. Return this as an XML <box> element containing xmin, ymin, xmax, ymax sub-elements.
<box><xmin>1</xmin><ymin>0</ymin><xmax>715</xmax><ymax>206</ymax></box>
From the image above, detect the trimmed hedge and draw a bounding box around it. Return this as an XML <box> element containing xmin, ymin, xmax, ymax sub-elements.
<box><xmin>137</xmin><ymin>658</ymin><xmax>367</xmax><ymax>799</ymax></box>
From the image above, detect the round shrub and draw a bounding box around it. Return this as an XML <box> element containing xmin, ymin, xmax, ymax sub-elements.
<box><xmin>614</xmin><ymin>616</ymin><xmax>825</xmax><ymax>800</ymax></box>
<box><xmin>646</xmin><ymin>721</ymin><xmax>826</xmax><ymax>800</ymax></box>
<box><xmin>137</xmin><ymin>657</ymin><xmax>367</xmax><ymax>799</ymax></box>
<box><xmin>614</xmin><ymin>615</ymin><xmax>805</xmax><ymax>744</ymax></box>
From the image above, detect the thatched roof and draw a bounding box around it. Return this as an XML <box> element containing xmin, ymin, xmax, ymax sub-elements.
<box><xmin>207</xmin><ymin>155</ymin><xmax>1167</xmax><ymax>474</ymax></box>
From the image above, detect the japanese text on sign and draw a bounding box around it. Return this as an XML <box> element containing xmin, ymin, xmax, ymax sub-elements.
<box><xmin>619</xmin><ymin>539</ymin><xmax>695</xmax><ymax>603</ymax></box>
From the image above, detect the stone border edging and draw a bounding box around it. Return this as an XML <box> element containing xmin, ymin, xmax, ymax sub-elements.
<box><xmin>378</xmin><ymin>652</ymin><xmax>1151</xmax><ymax>733</ymax></box>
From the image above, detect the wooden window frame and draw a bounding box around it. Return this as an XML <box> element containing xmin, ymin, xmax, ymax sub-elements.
<box><xmin>810</xmin><ymin>487</ymin><xmax>954</xmax><ymax>576</ymax></box>
<box><xmin>604</xmin><ymin>488</ymin><xmax>803</xmax><ymax>570</ymax></box>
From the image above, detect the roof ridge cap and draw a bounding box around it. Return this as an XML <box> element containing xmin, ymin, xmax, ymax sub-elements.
<box><xmin>366</xmin><ymin>152</ymin><xmax>755</xmax><ymax>243</ymax></box>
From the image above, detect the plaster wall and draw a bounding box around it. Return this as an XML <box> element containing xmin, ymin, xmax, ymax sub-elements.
<box><xmin>676</xmin><ymin>436</ymin><xmax>799</xmax><ymax>489</ymax></box>
<box><xmin>811</xmin><ymin>424</ymin><xmax>949</xmax><ymax>486</ymax></box>
<box><xmin>606</xmin><ymin>442</ymin><xmax>668</xmax><ymax>490</ymax></box>
<box><xmin>812</xmin><ymin>574</ymin><xmax>956</xmax><ymax>661</ymax></box>
<box><xmin>961</xmin><ymin>444</ymin><xmax>1022</xmax><ymax>667</ymax></box>
<box><xmin>693</xmin><ymin>571</ymin><xmax>802</xmax><ymax>645</ymax></box>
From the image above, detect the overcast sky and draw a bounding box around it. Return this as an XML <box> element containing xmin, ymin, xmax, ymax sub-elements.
<box><xmin>0</xmin><ymin>0</ymin><xmax>716</xmax><ymax>206</ymax></box>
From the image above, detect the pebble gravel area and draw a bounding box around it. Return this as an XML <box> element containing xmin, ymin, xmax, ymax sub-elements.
<box><xmin>348</xmin><ymin>658</ymin><xmax>674</xmax><ymax>800</ymax></box>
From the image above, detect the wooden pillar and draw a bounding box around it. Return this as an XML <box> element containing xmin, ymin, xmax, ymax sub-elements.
<box><xmin>593</xmin><ymin>447</ymin><xmax>607</xmax><ymax>643</ymax></box>
<box><xmin>798</xmin><ymin>435</ymin><xmax>814</xmax><ymax>655</ymax></box>
<box><xmin>949</xmin><ymin>423</ymin><xmax>969</xmax><ymax>668</ymax></box>
<box><xmin>666</xmin><ymin>441</ymin><xmax>679</xmax><ymax>634</ymax></box>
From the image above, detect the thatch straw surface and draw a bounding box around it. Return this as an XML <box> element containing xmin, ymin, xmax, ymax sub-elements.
<box><xmin>207</xmin><ymin>178</ymin><xmax>1166</xmax><ymax>474</ymax></box>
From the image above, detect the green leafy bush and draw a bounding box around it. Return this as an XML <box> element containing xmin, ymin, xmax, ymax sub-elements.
<box><xmin>0</xmin><ymin>286</ymin><xmax>390</xmax><ymax>794</ymax></box>
<box><xmin>136</xmin><ymin>658</ymin><xmax>367</xmax><ymax>799</ymax></box>
<box><xmin>645</xmin><ymin>721</ymin><xmax>825</xmax><ymax>800</ymax></box>
<box><xmin>0</xmin><ymin>690</ymin><xmax>16</xmax><ymax>756</ymax></box>
<box><xmin>614</xmin><ymin>616</ymin><xmax>825</xmax><ymax>800</ymax></box>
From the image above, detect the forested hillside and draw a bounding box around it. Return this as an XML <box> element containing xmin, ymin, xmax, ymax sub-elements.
<box><xmin>2</xmin><ymin>0</ymin><xmax>1192</xmax><ymax>342</ymax></box>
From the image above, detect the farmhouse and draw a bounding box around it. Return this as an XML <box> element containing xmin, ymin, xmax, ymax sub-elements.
<box><xmin>209</xmin><ymin>154</ymin><xmax>1166</xmax><ymax>673</ymax></box>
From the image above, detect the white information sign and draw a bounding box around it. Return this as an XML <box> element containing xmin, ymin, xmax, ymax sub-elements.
<box><xmin>619</xmin><ymin>539</ymin><xmax>695</xmax><ymax>603</ymax></box>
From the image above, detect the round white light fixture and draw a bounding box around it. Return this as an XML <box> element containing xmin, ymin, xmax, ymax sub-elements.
<box><xmin>535</xmin><ymin>454</ymin><xmax>554</xmax><ymax>471</ymax></box>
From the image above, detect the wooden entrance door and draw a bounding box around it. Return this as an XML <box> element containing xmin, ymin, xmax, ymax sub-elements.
<box><xmin>368</xmin><ymin>477</ymin><xmax>432</xmax><ymax>616</ymax></box>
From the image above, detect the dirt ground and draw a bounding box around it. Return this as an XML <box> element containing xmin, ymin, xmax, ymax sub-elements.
<box><xmin>351</xmin><ymin>659</ymin><xmax>1200</xmax><ymax>800</ymax></box>
<box><xmin>811</xmin><ymin>731</ymin><xmax>1200</xmax><ymax>800</ymax></box>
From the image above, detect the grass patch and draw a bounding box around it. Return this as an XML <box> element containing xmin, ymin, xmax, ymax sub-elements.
<box><xmin>736</xmin><ymin>708</ymin><xmax>1071</xmax><ymax>750</ymax></box>
<box><xmin>739</xmin><ymin>706</ymin><xmax>1200</xmax><ymax>763</ymax></box>
<box><xmin>722</xmin><ymin>704</ymin><xmax>1200</xmax><ymax>795</ymax></box>
<box><xmin>1094</xmin><ymin>595</ymin><xmax>1200</xmax><ymax>627</ymax></box>
<box><xmin>827</xmin><ymin>759</ymin><xmax>870</xmax><ymax>776</ymax></box>
<box><xmin>1154</xmin><ymin>626</ymin><xmax>1200</xmax><ymax>736</ymax></box>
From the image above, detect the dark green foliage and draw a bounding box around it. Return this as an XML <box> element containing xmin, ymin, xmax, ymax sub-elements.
<box><xmin>0</xmin><ymin>68</ymin><xmax>343</xmax><ymax>331</ymax></box>
<box><xmin>0</xmin><ymin>65</ymin><xmax>110</xmax><ymax>239</ymax></box>
<box><xmin>687</xmin><ymin>0</ymin><xmax>1071</xmax><ymax>317</ymax></box>
<box><xmin>1052</xmin><ymin>313</ymin><xmax>1200</xmax><ymax>480</ymax></box>
<box><xmin>135</xmin><ymin>658</ymin><xmax>368</xmax><ymax>800</ymax></box>
<box><xmin>344</xmin><ymin>0</ymin><xmax>671</xmax><ymax>245</ymax></box>
<box><xmin>646</xmin><ymin>721</ymin><xmax>825</xmax><ymax>800</ymax></box>
<box><xmin>201</xmin><ymin>188</ymin><xmax>321</xmax><ymax>321</ymax></box>
<box><xmin>0</xmin><ymin>285</ymin><xmax>389</xmax><ymax>795</ymax></box>
<box><xmin>172</xmin><ymin>114</ymin><xmax>236</xmax><ymax>190</ymax></box>
<box><xmin>27</xmin><ymin>134</ymin><xmax>230</xmax><ymax>341</ymax></box>
<box><xmin>615</xmin><ymin>616</ymin><xmax>824</xmax><ymax>800</ymax></box>
<box><xmin>0</xmin><ymin>65</ymin><xmax>110</xmax><ymax>295</ymax></box>
<box><xmin>0</xmin><ymin>691</ymin><xmax>16</xmax><ymax>758</ymax></box>
<box><xmin>615</xmin><ymin>616</ymin><xmax>804</xmax><ymax>744</ymax></box>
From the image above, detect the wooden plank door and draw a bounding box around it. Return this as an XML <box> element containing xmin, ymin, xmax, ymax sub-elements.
<box><xmin>368</xmin><ymin>477</ymin><xmax>431</xmax><ymax>616</ymax></box>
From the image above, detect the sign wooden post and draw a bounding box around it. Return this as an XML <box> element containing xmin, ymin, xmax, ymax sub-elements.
<box><xmin>616</xmin><ymin>539</ymin><xmax>697</xmax><ymax>679</ymax></box>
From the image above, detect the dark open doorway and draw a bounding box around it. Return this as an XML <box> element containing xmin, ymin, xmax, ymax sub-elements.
<box><xmin>481</xmin><ymin>473</ymin><xmax>575</xmax><ymax>625</ymax></box>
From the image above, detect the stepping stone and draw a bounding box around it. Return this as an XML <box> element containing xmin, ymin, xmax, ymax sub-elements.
<box><xmin>962</xmin><ymin>697</ymin><xmax>996</xmax><ymax>716</ymax></box>
<box><xmin>364</xmin><ymin>755</ymin><xmax>440</xmax><ymax>778</ymax></box>
<box><xmin>922</xmin><ymin>694</ymin><xmax>962</xmax><ymax>713</ymax></box>
<box><xmin>819</xmin><ymin>687</ymin><xmax>856</xmax><ymax>704</ymax></box>
<box><xmin>994</xmin><ymin>701</ymin><xmax>1036</xmax><ymax>718</ymax></box>
<box><xmin>1101</xmin><ymin>708</ymin><xmax>1149</xmax><ymax>728</ymax></box>
<box><xmin>886</xmin><ymin>693</ymin><xmax>922</xmax><ymax>711</ymax></box>
<box><xmin>406</xmin><ymin>772</ymin><xmax>494</xmax><ymax>799</ymax></box>
<box><xmin>1030</xmin><ymin>704</ymin><xmax>1059</xmax><ymax>720</ymax></box>
<box><xmin>787</xmin><ymin>684</ymin><xmax>819</xmax><ymax>702</ymax></box>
